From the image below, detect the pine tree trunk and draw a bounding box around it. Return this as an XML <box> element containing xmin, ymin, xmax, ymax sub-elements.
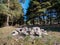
<box><xmin>6</xmin><ymin>15</ymin><xmax>9</xmax><ymax>26</ymax></box>
<box><xmin>6</xmin><ymin>0</ymin><xmax>10</xmax><ymax>26</ymax></box>
<box><xmin>42</xmin><ymin>15</ymin><xmax>45</xmax><ymax>25</ymax></box>
<box><xmin>32</xmin><ymin>19</ymin><xmax>34</xmax><ymax>25</ymax></box>
<box><xmin>39</xmin><ymin>17</ymin><xmax>41</xmax><ymax>25</ymax></box>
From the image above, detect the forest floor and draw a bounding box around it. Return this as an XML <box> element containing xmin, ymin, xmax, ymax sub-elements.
<box><xmin>0</xmin><ymin>26</ymin><xmax>60</xmax><ymax>45</ymax></box>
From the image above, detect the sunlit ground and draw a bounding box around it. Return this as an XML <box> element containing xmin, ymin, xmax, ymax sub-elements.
<box><xmin>0</xmin><ymin>26</ymin><xmax>60</xmax><ymax>45</ymax></box>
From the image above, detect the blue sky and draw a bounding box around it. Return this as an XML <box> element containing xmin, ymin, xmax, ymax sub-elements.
<box><xmin>21</xmin><ymin>0</ymin><xmax>30</xmax><ymax>15</ymax></box>
<box><xmin>20</xmin><ymin>0</ymin><xmax>30</xmax><ymax>21</ymax></box>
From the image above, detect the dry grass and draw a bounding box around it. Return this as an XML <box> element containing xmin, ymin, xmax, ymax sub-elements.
<box><xmin>0</xmin><ymin>26</ymin><xmax>15</xmax><ymax>38</ymax></box>
<box><xmin>0</xmin><ymin>26</ymin><xmax>60</xmax><ymax>45</ymax></box>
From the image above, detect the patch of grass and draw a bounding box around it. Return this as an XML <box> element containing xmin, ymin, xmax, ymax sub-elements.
<box><xmin>0</xmin><ymin>26</ymin><xmax>60</xmax><ymax>45</ymax></box>
<box><xmin>0</xmin><ymin>26</ymin><xmax>15</xmax><ymax>38</ymax></box>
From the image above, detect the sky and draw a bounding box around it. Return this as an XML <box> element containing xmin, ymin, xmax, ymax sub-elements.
<box><xmin>21</xmin><ymin>0</ymin><xmax>30</xmax><ymax>15</ymax></box>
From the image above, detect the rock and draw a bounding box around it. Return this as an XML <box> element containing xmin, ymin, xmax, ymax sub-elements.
<box><xmin>11</xmin><ymin>26</ymin><xmax>48</xmax><ymax>39</ymax></box>
<box><xmin>11</xmin><ymin>30</ymin><xmax>18</xmax><ymax>36</ymax></box>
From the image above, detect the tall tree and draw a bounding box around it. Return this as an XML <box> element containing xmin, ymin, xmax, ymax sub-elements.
<box><xmin>0</xmin><ymin>0</ymin><xmax>24</xmax><ymax>26</ymax></box>
<box><xmin>26</xmin><ymin>0</ymin><xmax>60</xmax><ymax>25</ymax></box>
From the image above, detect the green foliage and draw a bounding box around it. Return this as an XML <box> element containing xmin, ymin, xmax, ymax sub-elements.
<box><xmin>26</xmin><ymin>0</ymin><xmax>60</xmax><ymax>24</ymax></box>
<box><xmin>0</xmin><ymin>0</ymin><xmax>24</xmax><ymax>26</ymax></box>
<box><xmin>0</xmin><ymin>4</ymin><xmax>8</xmax><ymax>14</ymax></box>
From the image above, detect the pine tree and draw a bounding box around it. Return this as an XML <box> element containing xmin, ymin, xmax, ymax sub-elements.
<box><xmin>0</xmin><ymin>0</ymin><xmax>24</xmax><ymax>26</ymax></box>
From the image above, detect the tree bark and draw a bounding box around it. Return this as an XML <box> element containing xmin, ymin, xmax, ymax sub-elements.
<box><xmin>32</xmin><ymin>19</ymin><xmax>34</xmax><ymax>25</ymax></box>
<box><xmin>6</xmin><ymin>0</ymin><xmax>10</xmax><ymax>26</ymax></box>
<box><xmin>6</xmin><ymin>15</ymin><xmax>9</xmax><ymax>26</ymax></box>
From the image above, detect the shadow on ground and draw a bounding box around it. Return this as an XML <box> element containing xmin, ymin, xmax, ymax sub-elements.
<box><xmin>25</xmin><ymin>25</ymin><xmax>60</xmax><ymax>32</ymax></box>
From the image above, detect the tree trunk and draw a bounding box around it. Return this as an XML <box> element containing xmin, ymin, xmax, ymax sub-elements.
<box><xmin>42</xmin><ymin>15</ymin><xmax>45</xmax><ymax>25</ymax></box>
<box><xmin>6</xmin><ymin>0</ymin><xmax>10</xmax><ymax>26</ymax></box>
<box><xmin>32</xmin><ymin>19</ymin><xmax>34</xmax><ymax>25</ymax></box>
<box><xmin>39</xmin><ymin>17</ymin><xmax>41</xmax><ymax>25</ymax></box>
<box><xmin>6</xmin><ymin>15</ymin><xmax>9</xmax><ymax>26</ymax></box>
